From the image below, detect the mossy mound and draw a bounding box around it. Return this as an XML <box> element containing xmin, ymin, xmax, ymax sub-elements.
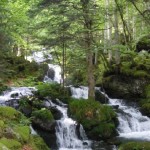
<box><xmin>36</xmin><ymin>82</ymin><xmax>71</xmax><ymax>103</ymax></box>
<box><xmin>136</xmin><ymin>34</ymin><xmax>150</xmax><ymax>52</ymax></box>
<box><xmin>68</xmin><ymin>100</ymin><xmax>118</xmax><ymax>140</ymax></box>
<box><xmin>119</xmin><ymin>142</ymin><xmax>150</xmax><ymax>150</ymax></box>
<box><xmin>32</xmin><ymin>108</ymin><xmax>54</xmax><ymax>122</ymax></box>
<box><xmin>31</xmin><ymin>108</ymin><xmax>55</xmax><ymax>132</ymax></box>
<box><xmin>140</xmin><ymin>84</ymin><xmax>150</xmax><ymax>116</ymax></box>
<box><xmin>102</xmin><ymin>52</ymin><xmax>150</xmax><ymax>101</ymax></box>
<box><xmin>0</xmin><ymin>106</ymin><xmax>50</xmax><ymax>150</ymax></box>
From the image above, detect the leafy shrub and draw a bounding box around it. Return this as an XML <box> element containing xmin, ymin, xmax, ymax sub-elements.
<box><xmin>32</xmin><ymin>108</ymin><xmax>54</xmax><ymax>122</ymax></box>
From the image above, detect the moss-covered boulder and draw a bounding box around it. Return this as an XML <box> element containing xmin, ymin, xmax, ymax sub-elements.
<box><xmin>36</xmin><ymin>82</ymin><xmax>71</xmax><ymax>103</ymax></box>
<box><xmin>119</xmin><ymin>142</ymin><xmax>150</xmax><ymax>150</ymax></box>
<box><xmin>140</xmin><ymin>84</ymin><xmax>150</xmax><ymax>116</ymax></box>
<box><xmin>31</xmin><ymin>108</ymin><xmax>55</xmax><ymax>132</ymax></box>
<box><xmin>136</xmin><ymin>34</ymin><xmax>150</xmax><ymax>52</ymax></box>
<box><xmin>68</xmin><ymin>100</ymin><xmax>118</xmax><ymax>140</ymax></box>
<box><xmin>0</xmin><ymin>106</ymin><xmax>50</xmax><ymax>150</ymax></box>
<box><xmin>103</xmin><ymin>75</ymin><xmax>149</xmax><ymax>100</ymax></box>
<box><xmin>0</xmin><ymin>138</ymin><xmax>22</xmax><ymax>150</ymax></box>
<box><xmin>102</xmin><ymin>52</ymin><xmax>150</xmax><ymax>101</ymax></box>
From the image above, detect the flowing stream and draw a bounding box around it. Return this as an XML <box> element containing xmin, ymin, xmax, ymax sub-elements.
<box><xmin>71</xmin><ymin>87</ymin><xmax>150</xmax><ymax>142</ymax></box>
<box><xmin>46</xmin><ymin>99</ymin><xmax>92</xmax><ymax>150</ymax></box>
<box><xmin>1</xmin><ymin>51</ymin><xmax>150</xmax><ymax>150</ymax></box>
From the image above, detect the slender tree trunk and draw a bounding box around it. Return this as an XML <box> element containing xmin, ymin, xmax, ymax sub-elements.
<box><xmin>81</xmin><ymin>0</ymin><xmax>95</xmax><ymax>100</ymax></box>
<box><xmin>114</xmin><ymin>9</ymin><xmax>120</xmax><ymax>66</ymax></box>
<box><xmin>105</xmin><ymin>0</ymin><xmax>112</xmax><ymax>63</ymax></box>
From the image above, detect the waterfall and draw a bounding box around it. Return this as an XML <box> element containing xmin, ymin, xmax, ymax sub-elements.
<box><xmin>47</xmin><ymin>100</ymin><xmax>92</xmax><ymax>150</ymax></box>
<box><xmin>44</xmin><ymin>64</ymin><xmax>62</xmax><ymax>84</ymax></box>
<box><xmin>0</xmin><ymin>87</ymin><xmax>36</xmax><ymax>105</ymax></box>
<box><xmin>71</xmin><ymin>87</ymin><xmax>150</xmax><ymax>141</ymax></box>
<box><xmin>100</xmin><ymin>91</ymin><xmax>150</xmax><ymax>141</ymax></box>
<box><xmin>71</xmin><ymin>86</ymin><xmax>88</xmax><ymax>99</ymax></box>
<box><xmin>109</xmin><ymin>98</ymin><xmax>150</xmax><ymax>141</ymax></box>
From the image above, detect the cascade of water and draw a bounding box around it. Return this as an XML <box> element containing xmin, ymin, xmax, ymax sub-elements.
<box><xmin>0</xmin><ymin>87</ymin><xmax>36</xmax><ymax>104</ymax></box>
<box><xmin>71</xmin><ymin>87</ymin><xmax>150</xmax><ymax>141</ymax></box>
<box><xmin>70</xmin><ymin>86</ymin><xmax>88</xmax><ymax>99</ymax></box>
<box><xmin>47</xmin><ymin>100</ymin><xmax>92</xmax><ymax>150</ymax></box>
<box><xmin>100</xmin><ymin>90</ymin><xmax>150</xmax><ymax>141</ymax></box>
<box><xmin>27</xmin><ymin>51</ymin><xmax>52</xmax><ymax>63</ymax></box>
<box><xmin>44</xmin><ymin>64</ymin><xmax>62</xmax><ymax>84</ymax></box>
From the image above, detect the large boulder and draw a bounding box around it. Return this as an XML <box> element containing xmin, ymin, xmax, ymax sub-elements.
<box><xmin>103</xmin><ymin>75</ymin><xmax>149</xmax><ymax>101</ymax></box>
<box><xmin>136</xmin><ymin>35</ymin><xmax>150</xmax><ymax>53</ymax></box>
<box><xmin>31</xmin><ymin>108</ymin><xmax>55</xmax><ymax>133</ymax></box>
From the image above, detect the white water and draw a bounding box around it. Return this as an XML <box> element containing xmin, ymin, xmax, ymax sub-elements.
<box><xmin>71</xmin><ymin>86</ymin><xmax>88</xmax><ymax>99</ymax></box>
<box><xmin>44</xmin><ymin>64</ymin><xmax>62</xmax><ymax>84</ymax></box>
<box><xmin>99</xmin><ymin>91</ymin><xmax>150</xmax><ymax>141</ymax></box>
<box><xmin>47</xmin><ymin>100</ymin><xmax>92</xmax><ymax>150</ymax></box>
<box><xmin>27</xmin><ymin>51</ymin><xmax>52</xmax><ymax>63</ymax></box>
<box><xmin>0</xmin><ymin>87</ymin><xmax>36</xmax><ymax>104</ymax></box>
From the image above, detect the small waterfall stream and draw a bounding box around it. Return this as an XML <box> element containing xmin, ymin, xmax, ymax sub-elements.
<box><xmin>1</xmin><ymin>51</ymin><xmax>150</xmax><ymax>149</ymax></box>
<box><xmin>46</xmin><ymin>99</ymin><xmax>92</xmax><ymax>150</ymax></box>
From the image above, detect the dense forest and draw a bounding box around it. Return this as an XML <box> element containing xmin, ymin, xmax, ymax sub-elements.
<box><xmin>0</xmin><ymin>0</ymin><xmax>150</xmax><ymax>150</ymax></box>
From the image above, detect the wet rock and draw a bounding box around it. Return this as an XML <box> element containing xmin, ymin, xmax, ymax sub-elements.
<box><xmin>103</xmin><ymin>75</ymin><xmax>149</xmax><ymax>101</ymax></box>
<box><xmin>32</xmin><ymin>119</ymin><xmax>56</xmax><ymax>133</ymax></box>
<box><xmin>50</xmin><ymin>106</ymin><xmax>62</xmax><ymax>120</ymax></box>
<box><xmin>95</xmin><ymin>89</ymin><xmax>109</xmax><ymax>104</ymax></box>
<box><xmin>47</xmin><ymin>68</ymin><xmax>55</xmax><ymax>80</ymax></box>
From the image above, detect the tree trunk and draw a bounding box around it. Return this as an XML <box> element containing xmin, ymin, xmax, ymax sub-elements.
<box><xmin>81</xmin><ymin>0</ymin><xmax>95</xmax><ymax>100</ymax></box>
<box><xmin>114</xmin><ymin>8</ymin><xmax>120</xmax><ymax>66</ymax></box>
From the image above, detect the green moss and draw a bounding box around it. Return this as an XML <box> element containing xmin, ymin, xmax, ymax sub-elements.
<box><xmin>119</xmin><ymin>142</ymin><xmax>150</xmax><ymax>150</ymax></box>
<box><xmin>0</xmin><ymin>142</ymin><xmax>10</xmax><ymax>150</ymax></box>
<box><xmin>145</xmin><ymin>84</ymin><xmax>150</xmax><ymax>98</ymax></box>
<box><xmin>69</xmin><ymin>100</ymin><xmax>117</xmax><ymax>139</ymax></box>
<box><xmin>30</xmin><ymin>135</ymin><xmax>50</xmax><ymax>150</ymax></box>
<box><xmin>14</xmin><ymin>126</ymin><xmax>30</xmax><ymax>143</ymax></box>
<box><xmin>32</xmin><ymin>108</ymin><xmax>54</xmax><ymax>122</ymax></box>
<box><xmin>133</xmin><ymin>70</ymin><xmax>150</xmax><ymax>78</ymax></box>
<box><xmin>36</xmin><ymin>82</ymin><xmax>70</xmax><ymax>103</ymax></box>
<box><xmin>0</xmin><ymin>138</ymin><xmax>21</xmax><ymax>150</ymax></box>
<box><xmin>0</xmin><ymin>106</ymin><xmax>22</xmax><ymax>122</ymax></box>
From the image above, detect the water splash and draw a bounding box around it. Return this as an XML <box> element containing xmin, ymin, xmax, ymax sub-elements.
<box><xmin>47</xmin><ymin>100</ymin><xmax>92</xmax><ymax>150</ymax></box>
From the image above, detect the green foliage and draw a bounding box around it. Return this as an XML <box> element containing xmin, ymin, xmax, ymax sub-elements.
<box><xmin>69</xmin><ymin>100</ymin><xmax>117</xmax><ymax>139</ymax></box>
<box><xmin>14</xmin><ymin>126</ymin><xmax>30</xmax><ymax>143</ymax></box>
<box><xmin>36</xmin><ymin>82</ymin><xmax>71</xmax><ymax>103</ymax></box>
<box><xmin>119</xmin><ymin>142</ymin><xmax>150</xmax><ymax>150</ymax></box>
<box><xmin>32</xmin><ymin>108</ymin><xmax>54</xmax><ymax>122</ymax></box>
<box><xmin>30</xmin><ymin>135</ymin><xmax>50</xmax><ymax>150</ymax></box>
<box><xmin>0</xmin><ymin>142</ymin><xmax>10</xmax><ymax>150</ymax></box>
<box><xmin>0</xmin><ymin>106</ymin><xmax>22</xmax><ymax>122</ymax></box>
<box><xmin>0</xmin><ymin>138</ymin><xmax>21</xmax><ymax>150</ymax></box>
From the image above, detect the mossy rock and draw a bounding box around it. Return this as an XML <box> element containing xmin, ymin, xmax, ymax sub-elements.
<box><xmin>36</xmin><ymin>82</ymin><xmax>71</xmax><ymax>103</ymax></box>
<box><xmin>119</xmin><ymin>141</ymin><xmax>150</xmax><ymax>150</ymax></box>
<box><xmin>32</xmin><ymin>108</ymin><xmax>54</xmax><ymax>122</ymax></box>
<box><xmin>0</xmin><ymin>142</ymin><xmax>10</xmax><ymax>150</ymax></box>
<box><xmin>0</xmin><ymin>138</ymin><xmax>21</xmax><ymax>150</ymax></box>
<box><xmin>14</xmin><ymin>126</ymin><xmax>30</xmax><ymax>143</ymax></box>
<box><xmin>31</xmin><ymin>108</ymin><xmax>55</xmax><ymax>132</ymax></box>
<box><xmin>136</xmin><ymin>34</ymin><xmax>150</xmax><ymax>52</ymax></box>
<box><xmin>69</xmin><ymin>100</ymin><xmax>117</xmax><ymax>140</ymax></box>
<box><xmin>0</xmin><ymin>106</ymin><xmax>22</xmax><ymax>122</ymax></box>
<box><xmin>30</xmin><ymin>135</ymin><xmax>50</xmax><ymax>150</ymax></box>
<box><xmin>141</xmin><ymin>103</ymin><xmax>150</xmax><ymax>115</ymax></box>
